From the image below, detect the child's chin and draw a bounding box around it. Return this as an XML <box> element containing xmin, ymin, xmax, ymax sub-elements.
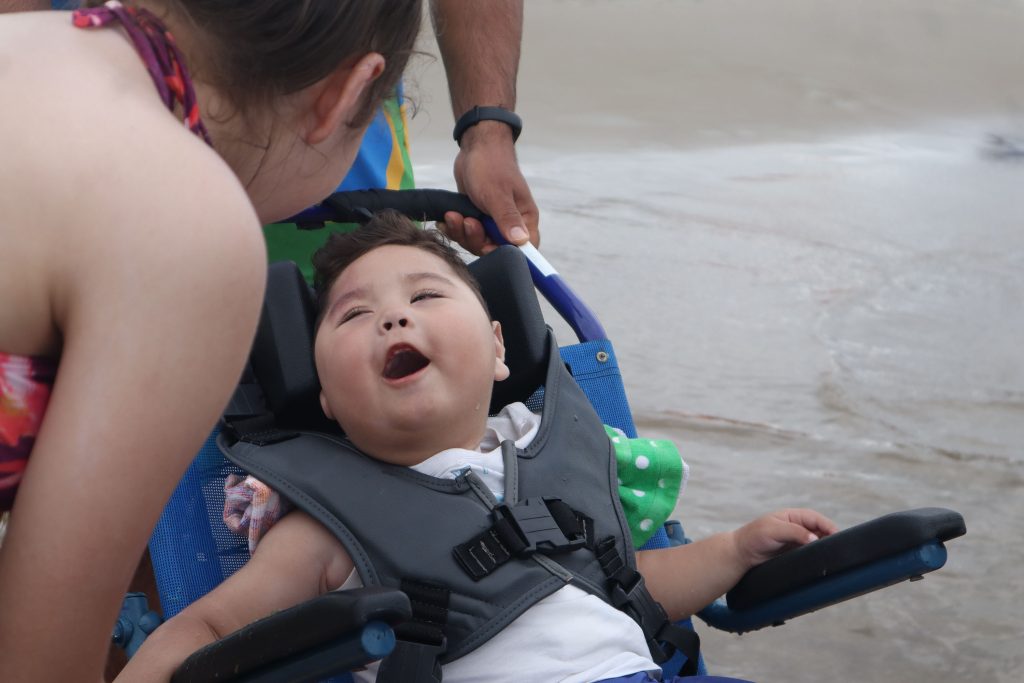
<box><xmin>385</xmin><ymin>401</ymin><xmax>439</xmax><ymax>427</ymax></box>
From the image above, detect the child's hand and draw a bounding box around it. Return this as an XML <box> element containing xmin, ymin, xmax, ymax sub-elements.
<box><xmin>733</xmin><ymin>508</ymin><xmax>839</xmax><ymax>568</ymax></box>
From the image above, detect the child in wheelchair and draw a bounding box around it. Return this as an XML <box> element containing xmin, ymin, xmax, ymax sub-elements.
<box><xmin>118</xmin><ymin>212</ymin><xmax>836</xmax><ymax>682</ymax></box>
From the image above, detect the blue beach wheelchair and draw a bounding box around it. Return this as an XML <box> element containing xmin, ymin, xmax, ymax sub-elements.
<box><xmin>119</xmin><ymin>190</ymin><xmax>966</xmax><ymax>682</ymax></box>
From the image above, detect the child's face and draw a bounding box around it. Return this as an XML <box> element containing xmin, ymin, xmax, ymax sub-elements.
<box><xmin>314</xmin><ymin>245</ymin><xmax>510</xmax><ymax>464</ymax></box>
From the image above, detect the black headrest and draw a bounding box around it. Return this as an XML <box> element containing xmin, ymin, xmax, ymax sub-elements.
<box><xmin>247</xmin><ymin>261</ymin><xmax>322</xmax><ymax>430</ymax></box>
<box><xmin>246</xmin><ymin>245</ymin><xmax>549</xmax><ymax>430</ymax></box>
<box><xmin>470</xmin><ymin>246</ymin><xmax>548</xmax><ymax>411</ymax></box>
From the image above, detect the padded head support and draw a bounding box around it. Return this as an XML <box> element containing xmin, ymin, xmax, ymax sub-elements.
<box><xmin>247</xmin><ymin>245</ymin><xmax>549</xmax><ymax>431</ymax></box>
<box><xmin>472</xmin><ymin>246</ymin><xmax>548</xmax><ymax>411</ymax></box>
<box><xmin>248</xmin><ymin>261</ymin><xmax>322</xmax><ymax>430</ymax></box>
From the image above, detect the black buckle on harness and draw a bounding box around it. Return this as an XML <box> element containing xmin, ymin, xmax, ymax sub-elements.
<box><xmin>453</xmin><ymin>498</ymin><xmax>590</xmax><ymax>580</ymax></box>
<box><xmin>494</xmin><ymin>497</ymin><xmax>588</xmax><ymax>556</ymax></box>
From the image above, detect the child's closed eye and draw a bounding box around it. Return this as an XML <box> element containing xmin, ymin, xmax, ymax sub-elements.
<box><xmin>411</xmin><ymin>289</ymin><xmax>444</xmax><ymax>303</ymax></box>
<box><xmin>339</xmin><ymin>307</ymin><xmax>370</xmax><ymax>324</ymax></box>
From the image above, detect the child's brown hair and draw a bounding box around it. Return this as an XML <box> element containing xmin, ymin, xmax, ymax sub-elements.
<box><xmin>312</xmin><ymin>211</ymin><xmax>490</xmax><ymax>327</ymax></box>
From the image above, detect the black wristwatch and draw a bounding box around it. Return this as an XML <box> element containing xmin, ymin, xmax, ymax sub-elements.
<box><xmin>452</xmin><ymin>106</ymin><xmax>522</xmax><ymax>146</ymax></box>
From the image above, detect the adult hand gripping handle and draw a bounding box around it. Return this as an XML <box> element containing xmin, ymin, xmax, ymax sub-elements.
<box><xmin>288</xmin><ymin>189</ymin><xmax>607</xmax><ymax>343</ymax></box>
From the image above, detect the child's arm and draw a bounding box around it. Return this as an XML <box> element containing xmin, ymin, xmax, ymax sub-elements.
<box><xmin>116</xmin><ymin>510</ymin><xmax>353</xmax><ymax>682</ymax></box>
<box><xmin>636</xmin><ymin>508</ymin><xmax>838</xmax><ymax>621</ymax></box>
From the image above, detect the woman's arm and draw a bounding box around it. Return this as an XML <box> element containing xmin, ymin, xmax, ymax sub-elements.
<box><xmin>637</xmin><ymin>508</ymin><xmax>837</xmax><ymax>620</ymax></box>
<box><xmin>0</xmin><ymin>1</ymin><xmax>50</xmax><ymax>12</ymax></box>
<box><xmin>0</xmin><ymin>137</ymin><xmax>265</xmax><ymax>682</ymax></box>
<box><xmin>117</xmin><ymin>510</ymin><xmax>353</xmax><ymax>681</ymax></box>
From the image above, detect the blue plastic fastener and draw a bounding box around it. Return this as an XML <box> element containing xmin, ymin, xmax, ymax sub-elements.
<box><xmin>360</xmin><ymin>620</ymin><xmax>397</xmax><ymax>659</ymax></box>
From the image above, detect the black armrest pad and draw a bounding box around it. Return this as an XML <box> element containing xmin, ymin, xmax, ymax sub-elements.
<box><xmin>726</xmin><ymin>507</ymin><xmax>966</xmax><ymax>610</ymax></box>
<box><xmin>172</xmin><ymin>587</ymin><xmax>411</xmax><ymax>683</ymax></box>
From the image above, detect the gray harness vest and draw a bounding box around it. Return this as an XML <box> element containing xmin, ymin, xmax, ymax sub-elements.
<box><xmin>221</xmin><ymin>335</ymin><xmax>635</xmax><ymax>665</ymax></box>
<box><xmin>220</xmin><ymin>333</ymin><xmax>702</xmax><ymax>678</ymax></box>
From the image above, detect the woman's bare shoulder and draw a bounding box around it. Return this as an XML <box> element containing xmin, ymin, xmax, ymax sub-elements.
<box><xmin>0</xmin><ymin>15</ymin><xmax>265</xmax><ymax>354</ymax></box>
<box><xmin>1</xmin><ymin>12</ymin><xmax>257</xmax><ymax>244</ymax></box>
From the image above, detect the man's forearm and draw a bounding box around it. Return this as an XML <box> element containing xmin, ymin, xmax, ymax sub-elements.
<box><xmin>430</xmin><ymin>0</ymin><xmax>523</xmax><ymax>116</ymax></box>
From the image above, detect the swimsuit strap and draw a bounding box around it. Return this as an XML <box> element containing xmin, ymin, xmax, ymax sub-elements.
<box><xmin>72</xmin><ymin>0</ymin><xmax>212</xmax><ymax>146</ymax></box>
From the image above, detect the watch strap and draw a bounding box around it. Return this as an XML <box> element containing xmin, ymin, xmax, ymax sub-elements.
<box><xmin>453</xmin><ymin>106</ymin><xmax>522</xmax><ymax>146</ymax></box>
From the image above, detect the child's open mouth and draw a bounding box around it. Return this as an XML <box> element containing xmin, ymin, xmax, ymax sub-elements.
<box><xmin>383</xmin><ymin>344</ymin><xmax>430</xmax><ymax>380</ymax></box>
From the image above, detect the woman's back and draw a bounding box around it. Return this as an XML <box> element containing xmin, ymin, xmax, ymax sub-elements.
<box><xmin>0</xmin><ymin>10</ymin><xmax>258</xmax><ymax>360</ymax></box>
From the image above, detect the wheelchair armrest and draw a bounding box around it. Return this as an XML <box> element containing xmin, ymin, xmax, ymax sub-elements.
<box><xmin>697</xmin><ymin>508</ymin><xmax>965</xmax><ymax>634</ymax></box>
<box><xmin>727</xmin><ymin>507</ymin><xmax>965</xmax><ymax>609</ymax></box>
<box><xmin>171</xmin><ymin>587</ymin><xmax>411</xmax><ymax>683</ymax></box>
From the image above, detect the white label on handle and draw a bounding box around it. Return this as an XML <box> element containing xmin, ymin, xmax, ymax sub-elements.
<box><xmin>519</xmin><ymin>243</ymin><xmax>557</xmax><ymax>277</ymax></box>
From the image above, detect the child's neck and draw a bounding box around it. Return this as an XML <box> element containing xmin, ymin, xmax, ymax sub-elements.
<box><xmin>353</xmin><ymin>418</ymin><xmax>491</xmax><ymax>467</ymax></box>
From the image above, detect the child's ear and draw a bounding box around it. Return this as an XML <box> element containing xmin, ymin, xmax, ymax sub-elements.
<box><xmin>492</xmin><ymin>321</ymin><xmax>510</xmax><ymax>382</ymax></box>
<box><xmin>319</xmin><ymin>390</ymin><xmax>335</xmax><ymax>421</ymax></box>
<box><xmin>305</xmin><ymin>53</ymin><xmax>386</xmax><ymax>146</ymax></box>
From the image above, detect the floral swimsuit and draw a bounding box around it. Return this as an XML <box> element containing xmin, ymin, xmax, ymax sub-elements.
<box><xmin>1</xmin><ymin>1</ymin><xmax>210</xmax><ymax>512</ymax></box>
<box><xmin>0</xmin><ymin>355</ymin><xmax>56</xmax><ymax>511</ymax></box>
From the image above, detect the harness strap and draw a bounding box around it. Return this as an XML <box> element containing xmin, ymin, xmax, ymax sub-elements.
<box><xmin>453</xmin><ymin>497</ymin><xmax>592</xmax><ymax>580</ymax></box>
<box><xmin>377</xmin><ymin>580</ymin><xmax>449</xmax><ymax>683</ymax></box>
<box><xmin>223</xmin><ymin>380</ymin><xmax>267</xmax><ymax>421</ymax></box>
<box><xmin>596</xmin><ymin>537</ymin><xmax>702</xmax><ymax>677</ymax></box>
<box><xmin>223</xmin><ymin>414</ymin><xmax>297</xmax><ymax>447</ymax></box>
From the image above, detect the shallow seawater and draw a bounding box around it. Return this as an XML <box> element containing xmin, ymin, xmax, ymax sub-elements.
<box><xmin>414</xmin><ymin>120</ymin><xmax>1024</xmax><ymax>682</ymax></box>
<box><xmin>408</xmin><ymin>0</ymin><xmax>1024</xmax><ymax>677</ymax></box>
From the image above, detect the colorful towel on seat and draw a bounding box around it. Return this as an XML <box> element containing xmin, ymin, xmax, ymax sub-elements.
<box><xmin>223</xmin><ymin>474</ymin><xmax>293</xmax><ymax>554</ymax></box>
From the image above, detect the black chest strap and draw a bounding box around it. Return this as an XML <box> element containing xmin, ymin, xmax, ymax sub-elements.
<box><xmin>596</xmin><ymin>537</ymin><xmax>702</xmax><ymax>676</ymax></box>
<box><xmin>390</xmin><ymin>535</ymin><xmax>703</xmax><ymax>681</ymax></box>
<box><xmin>376</xmin><ymin>580</ymin><xmax>450</xmax><ymax>683</ymax></box>
<box><xmin>453</xmin><ymin>497</ymin><xmax>594</xmax><ymax>580</ymax></box>
<box><xmin>448</xmin><ymin>506</ymin><xmax>701</xmax><ymax>678</ymax></box>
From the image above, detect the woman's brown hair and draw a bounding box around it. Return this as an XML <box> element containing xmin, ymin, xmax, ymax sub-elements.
<box><xmin>86</xmin><ymin>0</ymin><xmax>422</xmax><ymax>126</ymax></box>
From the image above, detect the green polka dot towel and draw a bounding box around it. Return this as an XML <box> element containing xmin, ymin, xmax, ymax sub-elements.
<box><xmin>605</xmin><ymin>425</ymin><xmax>687</xmax><ymax>548</ymax></box>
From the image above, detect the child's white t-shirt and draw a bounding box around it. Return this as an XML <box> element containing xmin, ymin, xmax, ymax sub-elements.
<box><xmin>344</xmin><ymin>402</ymin><xmax>659</xmax><ymax>683</ymax></box>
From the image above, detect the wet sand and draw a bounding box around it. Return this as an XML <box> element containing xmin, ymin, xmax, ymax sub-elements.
<box><xmin>407</xmin><ymin>2</ymin><xmax>1024</xmax><ymax>681</ymax></box>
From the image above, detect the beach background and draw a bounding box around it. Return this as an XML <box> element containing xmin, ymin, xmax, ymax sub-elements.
<box><xmin>406</xmin><ymin>1</ymin><xmax>1024</xmax><ymax>681</ymax></box>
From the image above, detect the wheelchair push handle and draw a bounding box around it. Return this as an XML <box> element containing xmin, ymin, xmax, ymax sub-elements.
<box><xmin>284</xmin><ymin>189</ymin><xmax>478</xmax><ymax>226</ymax></box>
<box><xmin>325</xmin><ymin>188</ymin><xmax>480</xmax><ymax>223</ymax></box>
<box><xmin>289</xmin><ymin>189</ymin><xmax>608</xmax><ymax>343</ymax></box>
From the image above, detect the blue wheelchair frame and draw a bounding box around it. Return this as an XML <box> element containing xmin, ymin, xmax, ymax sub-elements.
<box><xmin>130</xmin><ymin>190</ymin><xmax>963</xmax><ymax>681</ymax></box>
